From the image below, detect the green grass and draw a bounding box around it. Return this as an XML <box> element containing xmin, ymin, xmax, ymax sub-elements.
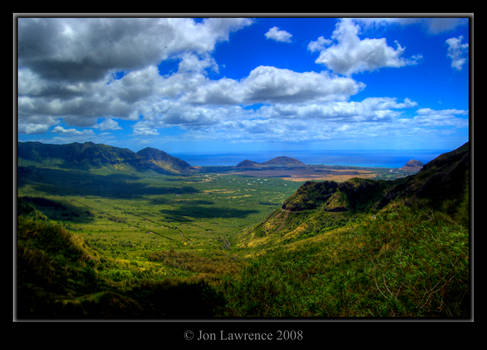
<box><xmin>221</xmin><ymin>204</ymin><xmax>469</xmax><ymax>318</ymax></box>
<box><xmin>17</xmin><ymin>168</ymin><xmax>301</xmax><ymax>297</ymax></box>
<box><xmin>16</xmin><ymin>164</ymin><xmax>470</xmax><ymax>319</ymax></box>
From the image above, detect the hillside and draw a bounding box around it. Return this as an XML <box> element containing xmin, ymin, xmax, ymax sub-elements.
<box><xmin>16</xmin><ymin>142</ymin><xmax>471</xmax><ymax>319</ymax></box>
<box><xmin>236</xmin><ymin>159</ymin><xmax>260</xmax><ymax>168</ymax></box>
<box><xmin>235</xmin><ymin>156</ymin><xmax>306</xmax><ymax>168</ymax></box>
<box><xmin>18</xmin><ymin>141</ymin><xmax>194</xmax><ymax>175</ymax></box>
<box><xmin>135</xmin><ymin>147</ymin><xmax>193</xmax><ymax>174</ymax></box>
<box><xmin>262</xmin><ymin>156</ymin><xmax>306</xmax><ymax>167</ymax></box>
<box><xmin>230</xmin><ymin>142</ymin><xmax>470</xmax><ymax>317</ymax></box>
<box><xmin>400</xmin><ymin>159</ymin><xmax>424</xmax><ymax>172</ymax></box>
<box><xmin>17</xmin><ymin>202</ymin><xmax>224</xmax><ymax>318</ymax></box>
<box><xmin>241</xmin><ymin>142</ymin><xmax>469</xmax><ymax>247</ymax></box>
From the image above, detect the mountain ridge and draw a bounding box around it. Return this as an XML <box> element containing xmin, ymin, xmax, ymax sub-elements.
<box><xmin>244</xmin><ymin>141</ymin><xmax>470</xmax><ymax>247</ymax></box>
<box><xmin>400</xmin><ymin>159</ymin><xmax>424</xmax><ymax>172</ymax></box>
<box><xmin>18</xmin><ymin>141</ymin><xmax>194</xmax><ymax>175</ymax></box>
<box><xmin>236</xmin><ymin>156</ymin><xmax>306</xmax><ymax>168</ymax></box>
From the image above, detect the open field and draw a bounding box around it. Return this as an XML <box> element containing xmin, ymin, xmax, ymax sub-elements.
<box><xmin>17</xmin><ymin>149</ymin><xmax>469</xmax><ymax>319</ymax></box>
<box><xmin>18</xmin><ymin>167</ymin><xmax>303</xmax><ymax>283</ymax></box>
<box><xmin>199</xmin><ymin>164</ymin><xmax>416</xmax><ymax>182</ymax></box>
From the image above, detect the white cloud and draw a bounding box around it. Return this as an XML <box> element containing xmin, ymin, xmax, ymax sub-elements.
<box><xmin>352</xmin><ymin>18</ymin><xmax>417</xmax><ymax>28</ymax></box>
<box><xmin>307</xmin><ymin>36</ymin><xmax>332</xmax><ymax>52</ymax></box>
<box><xmin>310</xmin><ymin>18</ymin><xmax>421</xmax><ymax>75</ymax></box>
<box><xmin>186</xmin><ymin>66</ymin><xmax>364</xmax><ymax>105</ymax></box>
<box><xmin>259</xmin><ymin>97</ymin><xmax>417</xmax><ymax>122</ymax></box>
<box><xmin>177</xmin><ymin>52</ymin><xmax>219</xmax><ymax>74</ymax></box>
<box><xmin>353</xmin><ymin>17</ymin><xmax>467</xmax><ymax>35</ymax></box>
<box><xmin>236</xmin><ymin>66</ymin><xmax>363</xmax><ymax>103</ymax></box>
<box><xmin>132</xmin><ymin>122</ymin><xmax>160</xmax><ymax>136</ymax></box>
<box><xmin>410</xmin><ymin>108</ymin><xmax>468</xmax><ymax>127</ymax></box>
<box><xmin>95</xmin><ymin>118</ymin><xmax>122</xmax><ymax>131</ymax></box>
<box><xmin>265</xmin><ymin>26</ymin><xmax>292</xmax><ymax>43</ymax></box>
<box><xmin>446</xmin><ymin>36</ymin><xmax>469</xmax><ymax>70</ymax></box>
<box><xmin>52</xmin><ymin>125</ymin><xmax>95</xmax><ymax>136</ymax></box>
<box><xmin>18</xmin><ymin>113</ymin><xmax>60</xmax><ymax>135</ymax></box>
<box><xmin>18</xmin><ymin>18</ymin><xmax>253</xmax><ymax>82</ymax></box>
<box><xmin>17</xmin><ymin>17</ymin><xmax>467</xmax><ymax>148</ymax></box>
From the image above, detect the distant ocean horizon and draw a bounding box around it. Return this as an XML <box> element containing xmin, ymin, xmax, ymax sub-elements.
<box><xmin>173</xmin><ymin>149</ymin><xmax>448</xmax><ymax>168</ymax></box>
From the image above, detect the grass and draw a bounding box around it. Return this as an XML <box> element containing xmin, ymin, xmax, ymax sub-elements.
<box><xmin>16</xmin><ymin>163</ymin><xmax>470</xmax><ymax>319</ymax></box>
<box><xmin>221</xmin><ymin>204</ymin><xmax>469</xmax><ymax>318</ymax></box>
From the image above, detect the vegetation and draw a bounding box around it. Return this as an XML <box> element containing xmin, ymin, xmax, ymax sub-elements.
<box><xmin>18</xmin><ymin>141</ymin><xmax>193</xmax><ymax>175</ymax></box>
<box><xmin>224</xmin><ymin>204</ymin><xmax>469</xmax><ymax>318</ymax></box>
<box><xmin>15</xmin><ymin>141</ymin><xmax>471</xmax><ymax>319</ymax></box>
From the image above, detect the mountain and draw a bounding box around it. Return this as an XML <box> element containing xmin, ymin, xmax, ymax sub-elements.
<box><xmin>235</xmin><ymin>156</ymin><xmax>306</xmax><ymax>168</ymax></box>
<box><xmin>242</xmin><ymin>141</ymin><xmax>470</xmax><ymax>246</ymax></box>
<box><xmin>232</xmin><ymin>142</ymin><xmax>470</xmax><ymax>317</ymax></box>
<box><xmin>18</xmin><ymin>141</ymin><xmax>194</xmax><ymax>175</ymax></box>
<box><xmin>262</xmin><ymin>156</ymin><xmax>306</xmax><ymax>167</ymax></box>
<box><xmin>380</xmin><ymin>142</ymin><xmax>469</xmax><ymax>220</ymax></box>
<box><xmin>135</xmin><ymin>147</ymin><xmax>192</xmax><ymax>174</ymax></box>
<box><xmin>236</xmin><ymin>159</ymin><xmax>260</xmax><ymax>168</ymax></box>
<box><xmin>400</xmin><ymin>159</ymin><xmax>424</xmax><ymax>172</ymax></box>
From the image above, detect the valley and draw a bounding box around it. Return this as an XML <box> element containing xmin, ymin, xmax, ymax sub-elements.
<box><xmin>15</xmin><ymin>141</ymin><xmax>471</xmax><ymax>319</ymax></box>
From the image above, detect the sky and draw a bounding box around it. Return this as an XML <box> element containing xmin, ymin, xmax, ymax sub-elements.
<box><xmin>17</xmin><ymin>16</ymin><xmax>470</xmax><ymax>154</ymax></box>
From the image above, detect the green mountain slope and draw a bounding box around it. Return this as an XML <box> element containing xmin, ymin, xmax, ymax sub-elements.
<box><xmin>18</xmin><ymin>141</ymin><xmax>193</xmax><ymax>175</ymax></box>
<box><xmin>229</xmin><ymin>142</ymin><xmax>470</xmax><ymax>317</ymax></box>
<box><xmin>16</xmin><ymin>142</ymin><xmax>471</xmax><ymax>318</ymax></box>
<box><xmin>242</xmin><ymin>142</ymin><xmax>469</xmax><ymax>248</ymax></box>
<box><xmin>135</xmin><ymin>147</ymin><xmax>193</xmax><ymax>174</ymax></box>
<box><xmin>17</xmin><ymin>200</ymin><xmax>225</xmax><ymax>318</ymax></box>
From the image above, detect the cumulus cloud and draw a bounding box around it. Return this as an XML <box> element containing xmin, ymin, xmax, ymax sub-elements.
<box><xmin>18</xmin><ymin>17</ymin><xmax>253</xmax><ymax>82</ymax></box>
<box><xmin>307</xmin><ymin>36</ymin><xmax>332</xmax><ymax>52</ymax></box>
<box><xmin>409</xmin><ymin>108</ymin><xmax>468</xmax><ymax>127</ymax></box>
<box><xmin>14</xmin><ymin>18</ymin><xmax>380</xmax><ymax>139</ymax></box>
<box><xmin>259</xmin><ymin>97</ymin><xmax>417</xmax><ymax>122</ymax></box>
<box><xmin>18</xmin><ymin>114</ymin><xmax>59</xmax><ymax>134</ymax></box>
<box><xmin>446</xmin><ymin>35</ymin><xmax>469</xmax><ymax>70</ymax></box>
<box><xmin>132</xmin><ymin>95</ymin><xmax>420</xmax><ymax>141</ymax></box>
<box><xmin>95</xmin><ymin>118</ymin><xmax>122</xmax><ymax>131</ymax></box>
<box><xmin>310</xmin><ymin>18</ymin><xmax>421</xmax><ymax>75</ymax></box>
<box><xmin>353</xmin><ymin>17</ymin><xmax>467</xmax><ymax>35</ymax></box>
<box><xmin>186</xmin><ymin>66</ymin><xmax>364</xmax><ymax>105</ymax></box>
<box><xmin>265</xmin><ymin>26</ymin><xmax>292</xmax><ymax>43</ymax></box>
<box><xmin>17</xmin><ymin>17</ymin><xmax>467</xmax><ymax>148</ymax></box>
<box><xmin>352</xmin><ymin>18</ymin><xmax>418</xmax><ymax>28</ymax></box>
<box><xmin>52</xmin><ymin>125</ymin><xmax>95</xmax><ymax>136</ymax></box>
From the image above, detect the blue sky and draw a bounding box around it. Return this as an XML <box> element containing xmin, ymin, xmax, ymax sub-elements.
<box><xmin>17</xmin><ymin>16</ymin><xmax>470</xmax><ymax>154</ymax></box>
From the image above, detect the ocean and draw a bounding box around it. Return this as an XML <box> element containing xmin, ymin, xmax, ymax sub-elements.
<box><xmin>173</xmin><ymin>149</ymin><xmax>447</xmax><ymax>168</ymax></box>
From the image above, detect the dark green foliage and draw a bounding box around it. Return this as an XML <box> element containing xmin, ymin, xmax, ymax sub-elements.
<box><xmin>282</xmin><ymin>178</ymin><xmax>392</xmax><ymax>213</ymax></box>
<box><xmin>222</xmin><ymin>206</ymin><xmax>469</xmax><ymax>318</ymax></box>
<box><xmin>379</xmin><ymin>142</ymin><xmax>470</xmax><ymax>215</ymax></box>
<box><xmin>16</xmin><ymin>214</ymin><xmax>226</xmax><ymax>319</ymax></box>
<box><xmin>337</xmin><ymin>178</ymin><xmax>391</xmax><ymax>212</ymax></box>
<box><xmin>19</xmin><ymin>196</ymin><xmax>94</xmax><ymax>223</ymax></box>
<box><xmin>136</xmin><ymin>147</ymin><xmax>192</xmax><ymax>173</ymax></box>
<box><xmin>18</xmin><ymin>141</ymin><xmax>193</xmax><ymax>174</ymax></box>
<box><xmin>282</xmin><ymin>181</ymin><xmax>338</xmax><ymax>211</ymax></box>
<box><xmin>160</xmin><ymin>205</ymin><xmax>259</xmax><ymax>221</ymax></box>
<box><xmin>17</xmin><ymin>216</ymin><xmax>101</xmax><ymax>318</ymax></box>
<box><xmin>227</xmin><ymin>142</ymin><xmax>471</xmax><ymax>317</ymax></box>
<box><xmin>16</xmin><ymin>141</ymin><xmax>471</xmax><ymax>319</ymax></box>
<box><xmin>19</xmin><ymin>166</ymin><xmax>199</xmax><ymax>198</ymax></box>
